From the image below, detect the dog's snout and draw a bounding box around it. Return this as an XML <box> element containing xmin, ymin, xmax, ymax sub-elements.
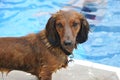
<box><xmin>64</xmin><ymin>40</ymin><xmax>72</xmax><ymax>46</ymax></box>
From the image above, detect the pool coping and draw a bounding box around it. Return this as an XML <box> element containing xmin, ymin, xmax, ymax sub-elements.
<box><xmin>53</xmin><ymin>59</ymin><xmax>120</xmax><ymax>80</ymax></box>
<box><xmin>73</xmin><ymin>59</ymin><xmax>120</xmax><ymax>79</ymax></box>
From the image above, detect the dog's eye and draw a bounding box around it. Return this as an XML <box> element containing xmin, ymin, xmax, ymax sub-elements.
<box><xmin>56</xmin><ymin>23</ymin><xmax>63</xmax><ymax>28</ymax></box>
<box><xmin>73</xmin><ymin>22</ymin><xmax>79</xmax><ymax>27</ymax></box>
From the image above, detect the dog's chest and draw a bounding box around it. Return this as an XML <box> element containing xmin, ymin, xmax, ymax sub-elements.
<box><xmin>39</xmin><ymin>48</ymin><xmax>68</xmax><ymax>72</ymax></box>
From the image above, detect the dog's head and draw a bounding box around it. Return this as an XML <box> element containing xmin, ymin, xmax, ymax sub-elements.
<box><xmin>46</xmin><ymin>10</ymin><xmax>89</xmax><ymax>54</ymax></box>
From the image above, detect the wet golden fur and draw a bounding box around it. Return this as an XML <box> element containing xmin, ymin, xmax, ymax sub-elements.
<box><xmin>0</xmin><ymin>10</ymin><xmax>89</xmax><ymax>80</ymax></box>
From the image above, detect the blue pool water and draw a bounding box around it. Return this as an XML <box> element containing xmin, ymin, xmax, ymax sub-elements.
<box><xmin>0</xmin><ymin>0</ymin><xmax>120</xmax><ymax>67</ymax></box>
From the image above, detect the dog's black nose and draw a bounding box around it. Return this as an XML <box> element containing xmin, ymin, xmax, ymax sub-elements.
<box><xmin>64</xmin><ymin>40</ymin><xmax>72</xmax><ymax>46</ymax></box>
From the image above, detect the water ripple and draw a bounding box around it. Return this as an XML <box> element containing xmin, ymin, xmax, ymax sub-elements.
<box><xmin>80</xmin><ymin>52</ymin><xmax>120</xmax><ymax>61</ymax></box>
<box><xmin>0</xmin><ymin>4</ymin><xmax>53</xmax><ymax>11</ymax></box>
<box><xmin>1</xmin><ymin>0</ymin><xmax>26</xmax><ymax>4</ymax></box>
<box><xmin>0</xmin><ymin>12</ymin><xmax>19</xmax><ymax>23</ymax></box>
<box><xmin>52</xmin><ymin>2</ymin><xmax>65</xmax><ymax>7</ymax></box>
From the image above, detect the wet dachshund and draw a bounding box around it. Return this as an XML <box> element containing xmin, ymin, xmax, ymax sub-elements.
<box><xmin>0</xmin><ymin>10</ymin><xmax>89</xmax><ymax>80</ymax></box>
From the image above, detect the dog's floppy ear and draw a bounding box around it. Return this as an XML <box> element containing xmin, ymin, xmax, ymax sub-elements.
<box><xmin>46</xmin><ymin>16</ymin><xmax>60</xmax><ymax>46</ymax></box>
<box><xmin>76</xmin><ymin>16</ymin><xmax>89</xmax><ymax>44</ymax></box>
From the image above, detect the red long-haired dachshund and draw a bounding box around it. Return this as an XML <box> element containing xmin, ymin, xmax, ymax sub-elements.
<box><xmin>0</xmin><ymin>10</ymin><xmax>89</xmax><ymax>80</ymax></box>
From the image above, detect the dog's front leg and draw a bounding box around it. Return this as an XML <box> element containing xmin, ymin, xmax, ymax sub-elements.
<box><xmin>38</xmin><ymin>73</ymin><xmax>52</xmax><ymax>80</ymax></box>
<box><xmin>38</xmin><ymin>75</ymin><xmax>52</xmax><ymax>80</ymax></box>
<box><xmin>37</xmin><ymin>68</ymin><xmax>52</xmax><ymax>80</ymax></box>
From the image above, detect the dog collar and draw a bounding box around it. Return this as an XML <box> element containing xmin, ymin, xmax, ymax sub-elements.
<box><xmin>60</xmin><ymin>46</ymin><xmax>72</xmax><ymax>56</ymax></box>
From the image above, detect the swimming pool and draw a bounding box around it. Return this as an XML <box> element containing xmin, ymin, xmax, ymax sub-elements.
<box><xmin>0</xmin><ymin>0</ymin><xmax>120</xmax><ymax>67</ymax></box>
